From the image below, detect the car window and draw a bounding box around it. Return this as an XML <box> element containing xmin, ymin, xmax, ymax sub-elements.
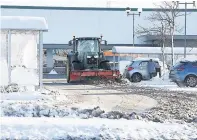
<box><xmin>174</xmin><ymin>61</ymin><xmax>187</xmax><ymax>68</ymax></box>
<box><xmin>139</xmin><ymin>61</ymin><xmax>148</xmax><ymax>67</ymax></box>
<box><xmin>129</xmin><ymin>61</ymin><xmax>134</xmax><ymax>66</ymax></box>
<box><xmin>192</xmin><ymin>62</ymin><xmax>197</xmax><ymax>67</ymax></box>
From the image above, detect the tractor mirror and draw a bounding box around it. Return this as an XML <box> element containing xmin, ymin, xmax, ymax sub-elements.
<box><xmin>68</xmin><ymin>41</ymin><xmax>73</xmax><ymax>46</ymax></box>
<box><xmin>104</xmin><ymin>40</ymin><xmax>107</xmax><ymax>46</ymax></box>
<box><xmin>101</xmin><ymin>40</ymin><xmax>107</xmax><ymax>46</ymax></box>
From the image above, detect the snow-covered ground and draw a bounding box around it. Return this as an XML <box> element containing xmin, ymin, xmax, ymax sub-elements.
<box><xmin>1</xmin><ymin>117</ymin><xmax>197</xmax><ymax>140</ymax></box>
<box><xmin>1</xmin><ymin>79</ymin><xmax>197</xmax><ymax>139</ymax></box>
<box><xmin>131</xmin><ymin>74</ymin><xmax>197</xmax><ymax>92</ymax></box>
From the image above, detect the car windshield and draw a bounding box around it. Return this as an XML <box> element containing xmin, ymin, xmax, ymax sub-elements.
<box><xmin>174</xmin><ymin>61</ymin><xmax>187</xmax><ymax>68</ymax></box>
<box><xmin>77</xmin><ymin>39</ymin><xmax>99</xmax><ymax>53</ymax></box>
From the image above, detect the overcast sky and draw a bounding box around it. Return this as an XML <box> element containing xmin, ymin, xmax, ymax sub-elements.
<box><xmin>0</xmin><ymin>0</ymin><xmax>192</xmax><ymax>8</ymax></box>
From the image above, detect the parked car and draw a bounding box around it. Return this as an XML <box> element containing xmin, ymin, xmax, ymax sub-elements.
<box><xmin>169</xmin><ymin>60</ymin><xmax>197</xmax><ymax>87</ymax></box>
<box><xmin>123</xmin><ymin>58</ymin><xmax>160</xmax><ymax>82</ymax></box>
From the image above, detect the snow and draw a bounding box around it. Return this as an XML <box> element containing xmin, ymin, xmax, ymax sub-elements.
<box><xmin>134</xmin><ymin>57</ymin><xmax>160</xmax><ymax>61</ymax></box>
<box><xmin>175</xmin><ymin>55</ymin><xmax>197</xmax><ymax>63</ymax></box>
<box><xmin>1</xmin><ymin>16</ymin><xmax>48</xmax><ymax>31</ymax></box>
<box><xmin>0</xmin><ymin>92</ymin><xmax>44</xmax><ymax>101</ymax></box>
<box><xmin>11</xmin><ymin>67</ymin><xmax>39</xmax><ymax>85</ymax></box>
<box><xmin>112</xmin><ymin>46</ymin><xmax>197</xmax><ymax>55</ymax></box>
<box><xmin>1</xmin><ymin>117</ymin><xmax>197</xmax><ymax>139</ymax></box>
<box><xmin>0</xmin><ymin>59</ymin><xmax>9</xmax><ymax>86</ymax></box>
<box><xmin>134</xmin><ymin>75</ymin><xmax>197</xmax><ymax>92</ymax></box>
<box><xmin>49</xmin><ymin>69</ymin><xmax>58</xmax><ymax>74</ymax></box>
<box><xmin>0</xmin><ymin>24</ymin><xmax>41</xmax><ymax>87</ymax></box>
<box><xmin>118</xmin><ymin>60</ymin><xmax>130</xmax><ymax>74</ymax></box>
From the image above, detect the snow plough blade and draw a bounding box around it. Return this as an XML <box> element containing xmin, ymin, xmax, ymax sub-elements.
<box><xmin>68</xmin><ymin>70</ymin><xmax>121</xmax><ymax>83</ymax></box>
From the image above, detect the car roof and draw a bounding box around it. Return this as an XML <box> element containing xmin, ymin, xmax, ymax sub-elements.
<box><xmin>133</xmin><ymin>57</ymin><xmax>160</xmax><ymax>61</ymax></box>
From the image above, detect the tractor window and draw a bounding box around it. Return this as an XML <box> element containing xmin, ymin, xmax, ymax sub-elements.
<box><xmin>77</xmin><ymin>40</ymin><xmax>99</xmax><ymax>53</ymax></box>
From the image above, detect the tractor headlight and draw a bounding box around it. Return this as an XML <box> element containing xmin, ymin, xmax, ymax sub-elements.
<box><xmin>94</xmin><ymin>56</ymin><xmax>99</xmax><ymax>58</ymax></box>
<box><xmin>87</xmin><ymin>56</ymin><xmax>91</xmax><ymax>58</ymax></box>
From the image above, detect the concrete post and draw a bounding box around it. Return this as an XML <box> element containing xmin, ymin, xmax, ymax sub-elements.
<box><xmin>39</xmin><ymin>31</ymin><xmax>43</xmax><ymax>90</ymax></box>
<box><xmin>8</xmin><ymin>30</ymin><xmax>11</xmax><ymax>85</ymax></box>
<box><xmin>46</xmin><ymin>49</ymin><xmax>53</xmax><ymax>68</ymax></box>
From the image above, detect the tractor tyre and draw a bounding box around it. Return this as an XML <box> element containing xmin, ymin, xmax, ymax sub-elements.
<box><xmin>100</xmin><ymin>62</ymin><xmax>111</xmax><ymax>70</ymax></box>
<box><xmin>72</xmin><ymin>62</ymin><xmax>83</xmax><ymax>70</ymax></box>
<box><xmin>66</xmin><ymin>61</ymin><xmax>71</xmax><ymax>83</ymax></box>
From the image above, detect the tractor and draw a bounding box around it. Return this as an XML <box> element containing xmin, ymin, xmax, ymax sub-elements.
<box><xmin>66</xmin><ymin>36</ymin><xmax>120</xmax><ymax>83</ymax></box>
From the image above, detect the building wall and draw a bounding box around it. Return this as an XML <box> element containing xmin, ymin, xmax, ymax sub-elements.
<box><xmin>1</xmin><ymin>6</ymin><xmax>197</xmax><ymax>45</ymax></box>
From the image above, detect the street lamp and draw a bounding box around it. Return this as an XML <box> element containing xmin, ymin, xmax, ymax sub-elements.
<box><xmin>174</xmin><ymin>1</ymin><xmax>196</xmax><ymax>58</ymax></box>
<box><xmin>126</xmin><ymin>7</ymin><xmax>142</xmax><ymax>46</ymax></box>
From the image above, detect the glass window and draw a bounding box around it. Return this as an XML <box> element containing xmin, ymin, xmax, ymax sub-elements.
<box><xmin>139</xmin><ymin>61</ymin><xmax>148</xmax><ymax>67</ymax></box>
<box><xmin>77</xmin><ymin>40</ymin><xmax>99</xmax><ymax>53</ymax></box>
<box><xmin>192</xmin><ymin>62</ymin><xmax>197</xmax><ymax>67</ymax></box>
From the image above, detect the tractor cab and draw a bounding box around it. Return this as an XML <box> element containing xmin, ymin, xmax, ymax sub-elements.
<box><xmin>68</xmin><ymin>36</ymin><xmax>108</xmax><ymax>70</ymax></box>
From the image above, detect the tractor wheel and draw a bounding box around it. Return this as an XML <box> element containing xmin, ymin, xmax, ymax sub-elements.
<box><xmin>72</xmin><ymin>62</ymin><xmax>83</xmax><ymax>70</ymax></box>
<box><xmin>66</xmin><ymin>61</ymin><xmax>71</xmax><ymax>83</ymax></box>
<box><xmin>100</xmin><ymin>62</ymin><xmax>111</xmax><ymax>70</ymax></box>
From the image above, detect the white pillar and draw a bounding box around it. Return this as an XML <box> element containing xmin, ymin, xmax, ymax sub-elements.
<box><xmin>39</xmin><ymin>31</ymin><xmax>43</xmax><ymax>89</ymax></box>
<box><xmin>8</xmin><ymin>30</ymin><xmax>11</xmax><ymax>85</ymax></box>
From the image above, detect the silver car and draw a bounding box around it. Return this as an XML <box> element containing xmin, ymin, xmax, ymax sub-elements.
<box><xmin>123</xmin><ymin>59</ymin><xmax>159</xmax><ymax>82</ymax></box>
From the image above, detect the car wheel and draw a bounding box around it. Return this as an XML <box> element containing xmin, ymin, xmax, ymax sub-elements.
<box><xmin>132</xmin><ymin>73</ymin><xmax>142</xmax><ymax>83</ymax></box>
<box><xmin>185</xmin><ymin>76</ymin><xmax>197</xmax><ymax>87</ymax></box>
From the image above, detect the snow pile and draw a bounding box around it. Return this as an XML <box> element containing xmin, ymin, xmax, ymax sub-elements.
<box><xmin>118</xmin><ymin>60</ymin><xmax>131</xmax><ymax>75</ymax></box>
<box><xmin>49</xmin><ymin>69</ymin><xmax>58</xmax><ymax>74</ymax></box>
<box><xmin>0</xmin><ymin>31</ymin><xmax>39</xmax><ymax>87</ymax></box>
<box><xmin>175</xmin><ymin>55</ymin><xmax>197</xmax><ymax>63</ymax></box>
<box><xmin>1</xmin><ymin>117</ymin><xmax>197</xmax><ymax>140</ymax></box>
<box><xmin>0</xmin><ymin>102</ymin><xmax>144</xmax><ymax>121</ymax></box>
<box><xmin>0</xmin><ymin>92</ymin><xmax>44</xmax><ymax>101</ymax></box>
<box><xmin>0</xmin><ymin>59</ymin><xmax>9</xmax><ymax>86</ymax></box>
<box><xmin>11</xmin><ymin>67</ymin><xmax>39</xmax><ymax>86</ymax></box>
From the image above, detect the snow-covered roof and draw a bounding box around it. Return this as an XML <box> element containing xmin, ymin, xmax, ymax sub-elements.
<box><xmin>0</xmin><ymin>16</ymin><xmax>48</xmax><ymax>31</ymax></box>
<box><xmin>112</xmin><ymin>46</ymin><xmax>197</xmax><ymax>55</ymax></box>
<box><xmin>134</xmin><ymin>57</ymin><xmax>160</xmax><ymax>61</ymax></box>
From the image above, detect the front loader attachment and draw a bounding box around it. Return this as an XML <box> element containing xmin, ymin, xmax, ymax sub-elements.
<box><xmin>67</xmin><ymin>69</ymin><xmax>121</xmax><ymax>83</ymax></box>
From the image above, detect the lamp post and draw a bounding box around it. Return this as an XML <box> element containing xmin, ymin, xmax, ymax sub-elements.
<box><xmin>126</xmin><ymin>7</ymin><xmax>142</xmax><ymax>46</ymax></box>
<box><xmin>174</xmin><ymin>1</ymin><xmax>196</xmax><ymax>58</ymax></box>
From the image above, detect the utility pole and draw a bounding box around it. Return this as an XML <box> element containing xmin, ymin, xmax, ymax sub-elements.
<box><xmin>126</xmin><ymin>7</ymin><xmax>142</xmax><ymax>46</ymax></box>
<box><xmin>175</xmin><ymin>1</ymin><xmax>196</xmax><ymax>58</ymax></box>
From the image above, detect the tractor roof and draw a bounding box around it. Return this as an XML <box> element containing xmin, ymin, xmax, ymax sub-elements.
<box><xmin>75</xmin><ymin>37</ymin><xmax>101</xmax><ymax>40</ymax></box>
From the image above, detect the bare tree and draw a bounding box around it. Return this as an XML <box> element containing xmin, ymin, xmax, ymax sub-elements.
<box><xmin>136</xmin><ymin>1</ymin><xmax>184</xmax><ymax>66</ymax></box>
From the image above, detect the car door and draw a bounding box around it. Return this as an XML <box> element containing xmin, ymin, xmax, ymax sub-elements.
<box><xmin>191</xmin><ymin>62</ymin><xmax>197</xmax><ymax>76</ymax></box>
<box><xmin>139</xmin><ymin>61</ymin><xmax>149</xmax><ymax>79</ymax></box>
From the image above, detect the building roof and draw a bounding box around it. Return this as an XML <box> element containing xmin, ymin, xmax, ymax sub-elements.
<box><xmin>112</xmin><ymin>46</ymin><xmax>197</xmax><ymax>55</ymax></box>
<box><xmin>139</xmin><ymin>35</ymin><xmax>197</xmax><ymax>41</ymax></box>
<box><xmin>0</xmin><ymin>16</ymin><xmax>48</xmax><ymax>31</ymax></box>
<box><xmin>43</xmin><ymin>44</ymin><xmax>155</xmax><ymax>50</ymax></box>
<box><xmin>1</xmin><ymin>5</ymin><xmax>197</xmax><ymax>12</ymax></box>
